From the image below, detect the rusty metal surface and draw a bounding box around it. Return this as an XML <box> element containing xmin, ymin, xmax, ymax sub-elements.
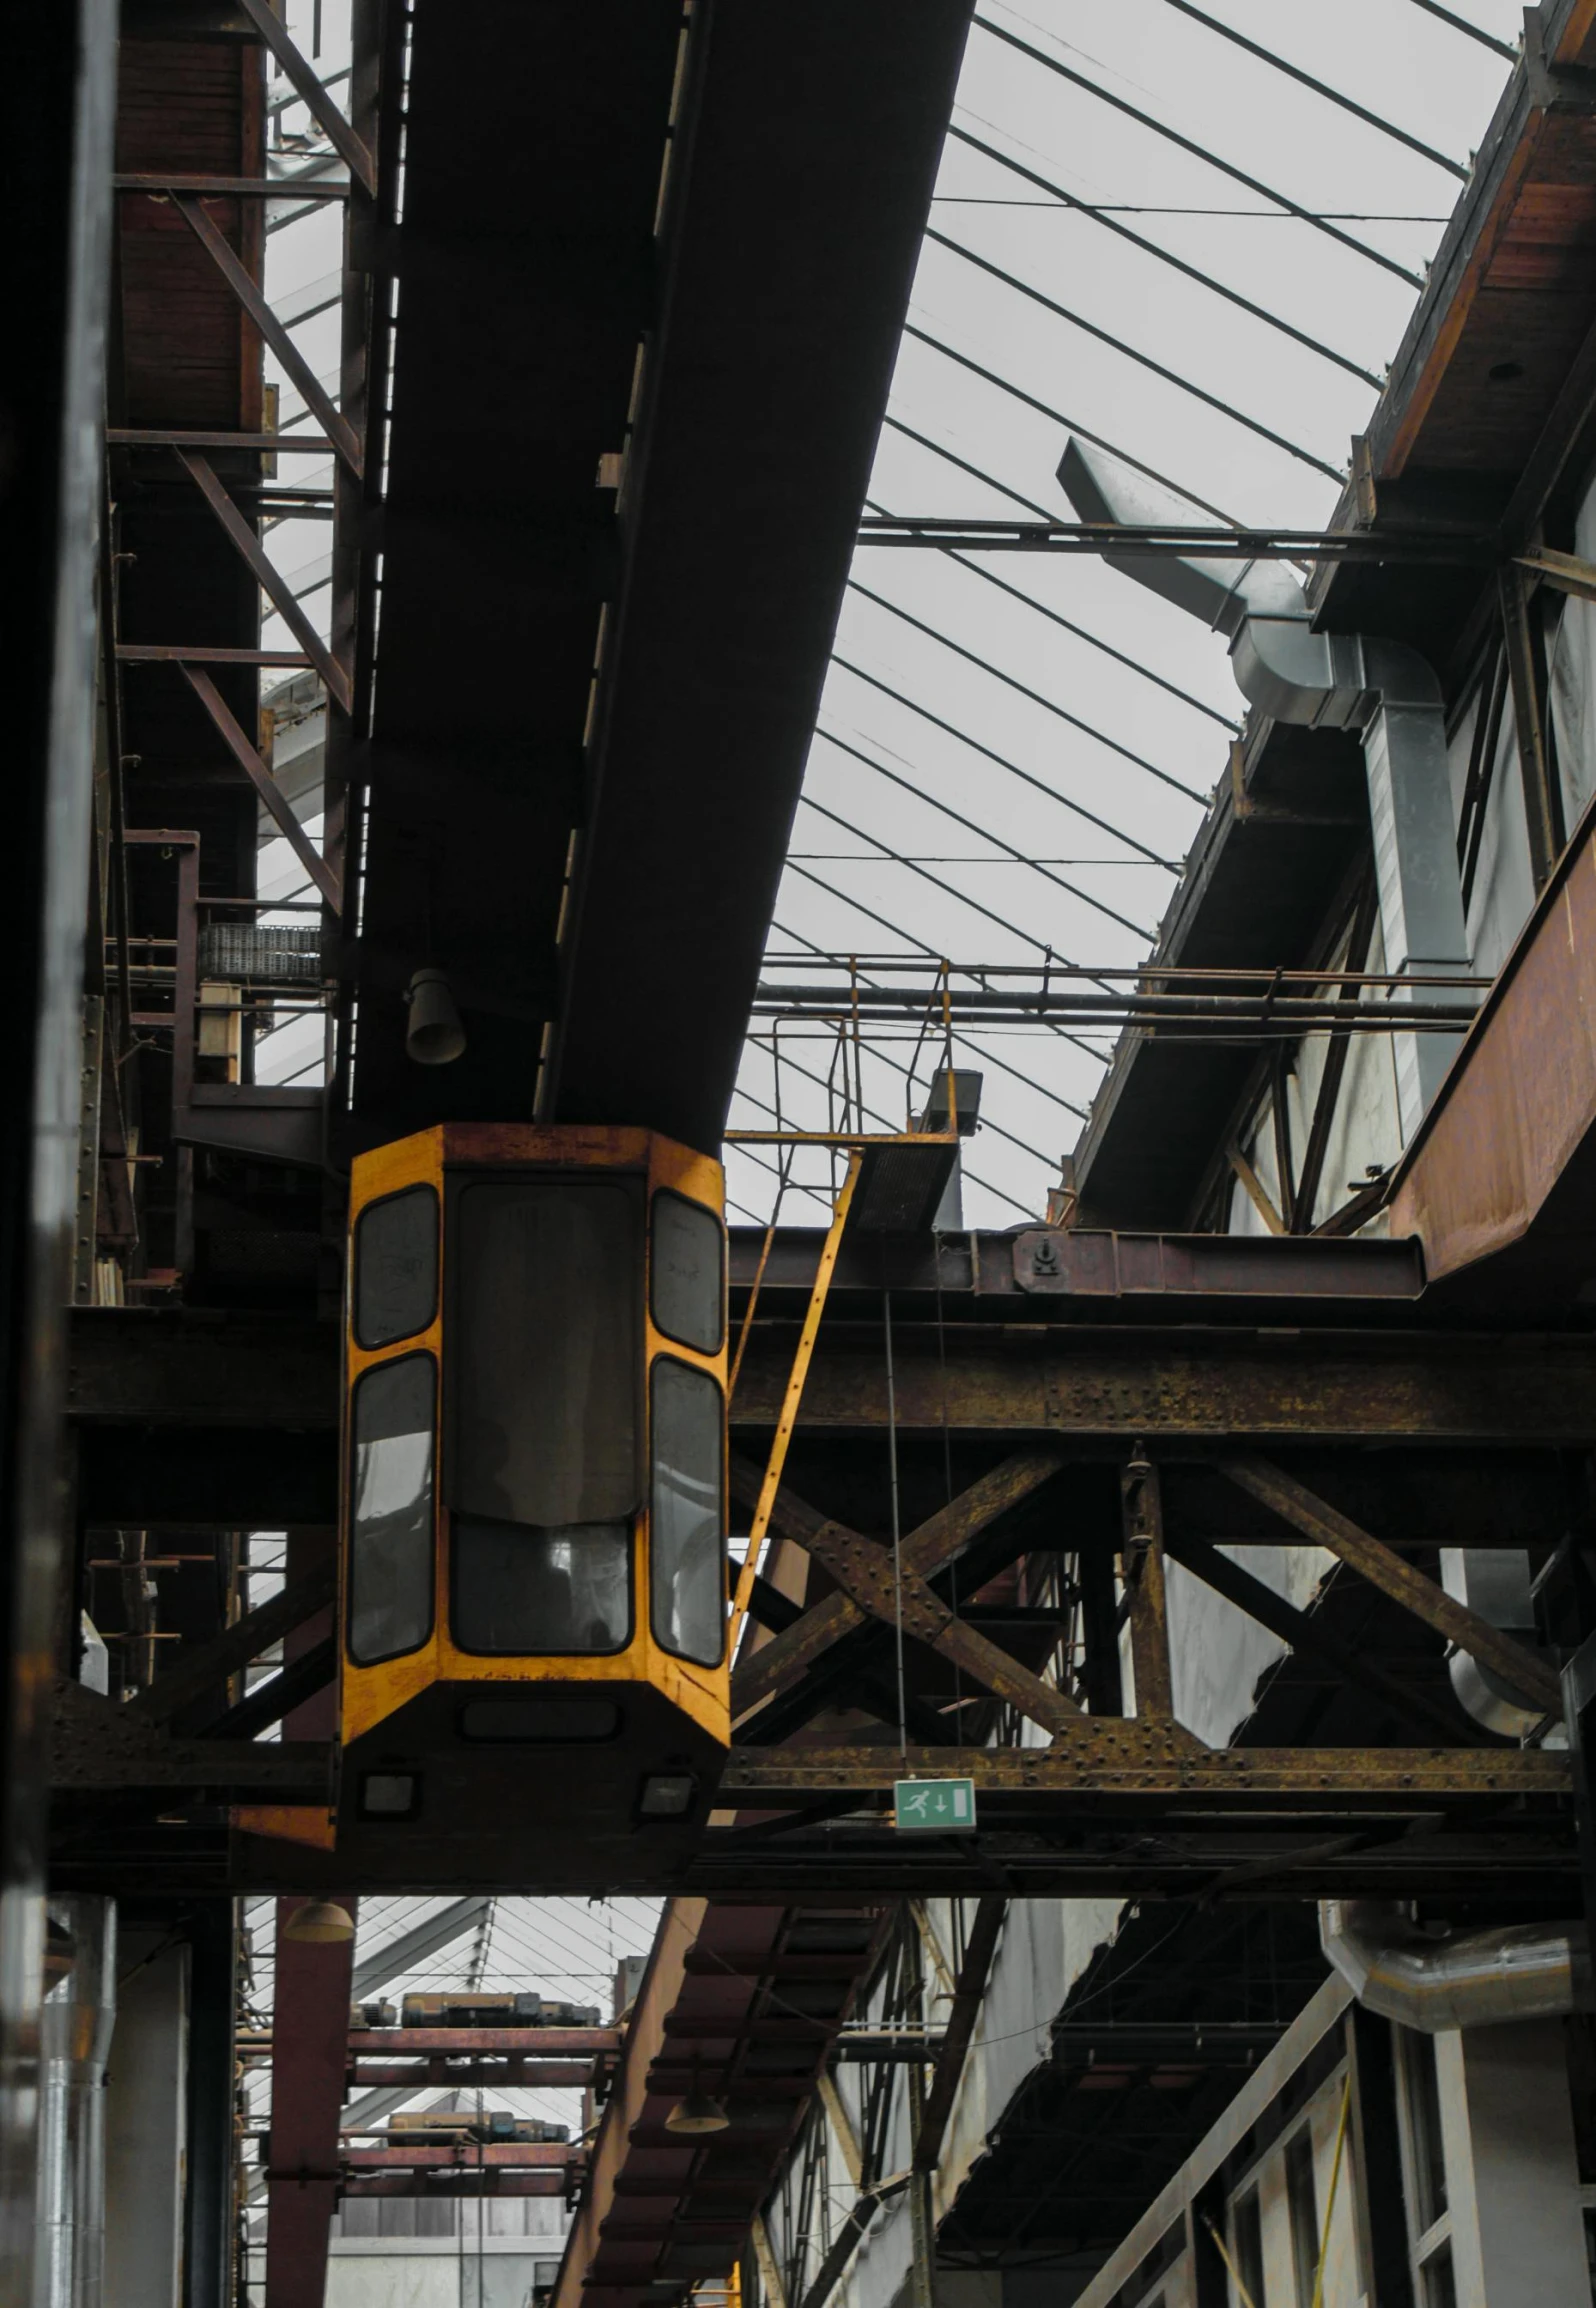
<box><xmin>1390</xmin><ymin>785</ymin><xmax>1596</xmax><ymax>1285</ymax></box>
<box><xmin>718</xmin><ymin>1737</ymin><xmax>1570</xmax><ymax>1804</ymax></box>
<box><xmin>343</xmin><ymin>2142</ymin><xmax>573</xmax><ymax>2169</ymax></box>
<box><xmin>345</xmin><ymin>2027</ymin><xmax>619</xmax><ymax>2055</ymax></box>
<box><xmin>553</xmin><ymin>1902</ymin><xmax>883</xmax><ymax>2308</ymax></box>
<box><xmin>1009</xmin><ymin>1227</ymin><xmax>1422</xmax><ymax>1299</ymax></box>
<box><xmin>66</xmin><ymin>1308</ymin><xmax>339</xmax><ymax>1424</ymax></box>
<box><xmin>727</xmin><ymin>1226</ymin><xmax>1425</xmax><ymax>1311</ymax></box>
<box><xmin>733</xmin><ymin>1324</ymin><xmax>1596</xmax><ymax>1442</ymax></box>
<box><xmin>265</xmin><ymin>1894</ymin><xmax>357</xmax><ymax>2308</ymax></box>
<box><xmin>63</xmin><ymin>1306</ymin><xmax>1596</xmax><ymax>1445</ymax></box>
<box><xmin>49</xmin><ymin>1679</ymin><xmax>329</xmax><ymax>1794</ymax></box>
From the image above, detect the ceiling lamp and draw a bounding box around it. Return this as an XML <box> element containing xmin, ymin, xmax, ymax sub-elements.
<box><xmin>664</xmin><ymin>2057</ymin><xmax>730</xmax><ymax>2136</ymax></box>
<box><xmin>405</xmin><ymin>967</ymin><xmax>466</xmax><ymax>1065</ymax></box>
<box><xmin>282</xmin><ymin>1899</ymin><xmax>356</xmax><ymax>1945</ymax></box>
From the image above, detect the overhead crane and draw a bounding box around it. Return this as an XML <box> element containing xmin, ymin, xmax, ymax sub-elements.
<box><xmin>22</xmin><ymin>3</ymin><xmax>1596</xmax><ymax>2307</ymax></box>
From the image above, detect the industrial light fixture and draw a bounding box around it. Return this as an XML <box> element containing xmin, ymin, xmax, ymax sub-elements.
<box><xmin>404</xmin><ymin>967</ymin><xmax>466</xmax><ymax>1065</ymax></box>
<box><xmin>359</xmin><ymin>1771</ymin><xmax>418</xmax><ymax>1818</ymax></box>
<box><xmin>282</xmin><ymin>1898</ymin><xmax>356</xmax><ymax>1945</ymax></box>
<box><xmin>664</xmin><ymin>2058</ymin><xmax>730</xmax><ymax>2137</ymax></box>
<box><xmin>638</xmin><ymin>1769</ymin><xmax>697</xmax><ymax>1820</ymax></box>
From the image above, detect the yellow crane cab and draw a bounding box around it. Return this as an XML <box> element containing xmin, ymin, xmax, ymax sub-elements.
<box><xmin>331</xmin><ymin>1122</ymin><xmax>729</xmax><ymax>1887</ymax></box>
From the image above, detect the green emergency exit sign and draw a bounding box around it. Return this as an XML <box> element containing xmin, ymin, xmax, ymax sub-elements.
<box><xmin>893</xmin><ymin>1777</ymin><xmax>977</xmax><ymax>1833</ymax></box>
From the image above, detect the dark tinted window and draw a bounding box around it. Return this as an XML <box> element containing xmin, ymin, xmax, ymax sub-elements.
<box><xmin>452</xmin><ymin>1518</ymin><xmax>631</xmax><ymax>1654</ymax></box>
<box><xmin>354</xmin><ymin>1186</ymin><xmax>438</xmax><ymax>1349</ymax></box>
<box><xmin>349</xmin><ymin>1355</ymin><xmax>435</xmax><ymax>1663</ymax></box>
<box><xmin>447</xmin><ymin>1177</ymin><xmax>638</xmax><ymax>1527</ymax></box>
<box><xmin>650</xmin><ymin>1359</ymin><xmax>724</xmax><ymax>1666</ymax></box>
<box><xmin>651</xmin><ymin>1192</ymin><xmax>724</xmax><ymax>1354</ymax></box>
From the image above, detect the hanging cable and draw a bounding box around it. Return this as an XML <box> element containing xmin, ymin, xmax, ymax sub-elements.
<box><xmin>933</xmin><ymin>199</ymin><xmax>1454</xmax><ymax>220</ymax></box>
<box><xmin>948</xmin><ymin>124</ymin><xmax>1385</xmax><ymax>383</ymax></box>
<box><xmin>869</xmin><ymin>460</ymin><xmax>1236</xmax><ymax>730</ymax></box>
<box><xmin>800</xmin><ymin>788</ymin><xmax>1129</xmax><ymax>969</ymax></box>
<box><xmin>901</xmin><ymin>321</ymin><xmax>1237</xmax><ymax>521</ymax></box>
<box><xmin>830</xmin><ymin>652</ymin><xmax>1194</xmax><ymax>868</ymax></box>
<box><xmin>924</xmin><ymin>227</ymin><xmax>1348</xmax><ymax>482</ymax></box>
<box><xmin>865</xmin><ymin>488</ymin><xmax>1238</xmax><ymax>731</ymax></box>
<box><xmin>871</xmin><ymin>441</ymin><xmax>1239</xmax><ymax>726</ymax></box>
<box><xmin>1155</xmin><ymin>1</ymin><xmax>1469</xmax><ymax>177</ymax></box>
<box><xmin>972</xmin><ymin>15</ymin><xmax>1428</xmax><ymax>288</ymax></box>
<box><xmin>816</xmin><ymin>720</ymin><xmax>1165</xmax><ymax>927</ymax></box>
<box><xmin>882</xmin><ymin>1274</ymin><xmax>908</xmax><ymax>1766</ymax></box>
<box><xmin>1402</xmin><ymin>0</ymin><xmax>1517</xmax><ymax>61</ymax></box>
<box><xmin>844</xmin><ymin>581</ymin><xmax>1209</xmax><ymax>804</ymax></box>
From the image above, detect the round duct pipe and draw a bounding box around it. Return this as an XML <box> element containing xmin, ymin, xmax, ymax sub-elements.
<box><xmin>1320</xmin><ymin>1900</ymin><xmax>1591</xmax><ymax>2033</ymax></box>
<box><xmin>35</xmin><ymin>1895</ymin><xmax>117</xmax><ymax>2308</ymax></box>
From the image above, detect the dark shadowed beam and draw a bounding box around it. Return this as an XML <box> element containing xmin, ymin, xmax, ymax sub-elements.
<box><xmin>545</xmin><ymin>1</ymin><xmax>976</xmax><ymax>1152</ymax></box>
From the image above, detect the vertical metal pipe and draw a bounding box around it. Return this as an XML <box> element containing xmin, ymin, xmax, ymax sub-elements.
<box><xmin>34</xmin><ymin>1897</ymin><xmax>116</xmax><ymax>2308</ymax></box>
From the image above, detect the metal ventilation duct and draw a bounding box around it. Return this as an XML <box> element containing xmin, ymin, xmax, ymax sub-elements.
<box><xmin>1321</xmin><ymin>1900</ymin><xmax>1591</xmax><ymax>2031</ymax></box>
<box><xmin>1056</xmin><ymin>439</ymin><xmax>1474</xmax><ymax>1136</ymax></box>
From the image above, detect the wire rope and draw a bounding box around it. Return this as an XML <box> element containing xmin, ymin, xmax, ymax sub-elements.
<box><xmin>924</xmin><ymin>227</ymin><xmax>1348</xmax><ymax>481</ymax></box>
<box><xmin>972</xmin><ymin>14</ymin><xmax>1427</xmax><ymax>288</ymax></box>
<box><xmin>901</xmin><ymin>321</ymin><xmax>1238</xmax><ymax>520</ymax></box>
<box><xmin>844</xmin><ymin>580</ymin><xmax>1209</xmax><ymax>803</ymax></box>
<box><xmin>948</xmin><ymin>123</ymin><xmax>1386</xmax><ymax>381</ymax></box>
<box><xmin>816</xmin><ymin>719</ymin><xmax>1166</xmax><ymax>925</ymax></box>
<box><xmin>1155</xmin><ymin>0</ymin><xmax>1470</xmax><ymax>178</ymax></box>
<box><xmin>830</xmin><ymin>653</ymin><xmax>1185</xmax><ymax>881</ymax></box>
<box><xmin>1402</xmin><ymin>0</ymin><xmax>1516</xmax><ymax>60</ymax></box>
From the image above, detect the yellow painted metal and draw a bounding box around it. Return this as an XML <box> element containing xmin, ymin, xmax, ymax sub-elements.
<box><xmin>341</xmin><ymin>1121</ymin><xmax>729</xmax><ymax>1754</ymax></box>
<box><xmin>726</xmin><ymin>1151</ymin><xmax>861</xmax><ymax>1657</ymax></box>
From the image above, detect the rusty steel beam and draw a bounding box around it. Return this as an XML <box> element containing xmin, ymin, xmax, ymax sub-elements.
<box><xmin>347</xmin><ymin>2026</ymin><xmax>620</xmax><ymax>2055</ymax></box>
<box><xmin>170</xmin><ymin>195</ymin><xmax>362</xmax><ymax>472</ymax></box>
<box><xmin>342</xmin><ymin>2143</ymin><xmax>573</xmax><ymax>2169</ymax></box>
<box><xmin>347</xmin><ymin>2062</ymin><xmax>597</xmax><ymax>2087</ymax></box>
<box><xmin>731</xmin><ymin>1449</ymin><xmax>1065</xmax><ymax>1721</ymax></box>
<box><xmin>732</xmin><ymin>1326</ymin><xmax>1596</xmax><ymax>1442</ymax></box>
<box><xmin>733</xmin><ymin>1455</ymin><xmax>1078</xmax><ymax>1738</ymax></box>
<box><xmin>180</xmin><ymin>662</ymin><xmax>344</xmax><ymax>904</ymax></box>
<box><xmin>234</xmin><ymin>0</ymin><xmax>376</xmax><ymax>192</ymax></box>
<box><xmin>67</xmin><ymin>1308</ymin><xmax>1596</xmax><ymax>1445</ymax></box>
<box><xmin>67</xmin><ymin>1308</ymin><xmax>339</xmax><ymax>1425</ymax></box>
<box><xmin>338</xmin><ymin>2171</ymin><xmax>568</xmax><ymax>2198</ymax></box>
<box><xmin>730</xmin><ymin>1226</ymin><xmax>1425</xmax><ymax>1302</ymax></box>
<box><xmin>49</xmin><ymin>1679</ymin><xmax>329</xmax><ymax>1794</ymax></box>
<box><xmin>1390</xmin><ymin>777</ymin><xmax>1596</xmax><ymax>1294</ymax></box>
<box><xmin>1221</xmin><ymin>1455</ymin><xmax>1563</xmax><ymax>1715</ymax></box>
<box><xmin>115</xmin><ymin>643</ymin><xmax>312</xmax><ymax>668</ymax></box>
<box><xmin>717</xmin><ymin>1739</ymin><xmax>1569</xmax><ymax>1806</ymax></box>
<box><xmin>1162</xmin><ymin>1528</ymin><xmax>1470</xmax><ymax>1745</ymax></box>
<box><xmin>176</xmin><ymin>451</ymin><xmax>352</xmax><ymax>713</ymax></box>
<box><xmin>265</xmin><ymin>1895</ymin><xmax>357</xmax><ymax>2308</ymax></box>
<box><xmin>913</xmin><ymin>1895</ymin><xmax>1004</xmax><ymax>2171</ymax></box>
<box><xmin>1119</xmin><ymin>1450</ymin><xmax>1180</xmax><ymax>1727</ymax></box>
<box><xmin>242</xmin><ymin>2026</ymin><xmax>622</xmax><ymax>2056</ymax></box>
<box><xmin>124</xmin><ymin>1561</ymin><xmax>335</xmax><ymax>1724</ymax></box>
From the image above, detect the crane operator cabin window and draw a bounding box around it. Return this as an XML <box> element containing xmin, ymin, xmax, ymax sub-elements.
<box><xmin>447</xmin><ymin>1175</ymin><xmax>640</xmax><ymax>1654</ymax></box>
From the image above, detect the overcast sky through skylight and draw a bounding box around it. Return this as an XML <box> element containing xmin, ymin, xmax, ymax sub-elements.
<box><xmin>728</xmin><ymin>0</ymin><xmax>1522</xmax><ymax>1230</ymax></box>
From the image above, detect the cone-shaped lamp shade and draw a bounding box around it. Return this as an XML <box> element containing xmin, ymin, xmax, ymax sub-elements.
<box><xmin>663</xmin><ymin>2088</ymin><xmax>730</xmax><ymax>2136</ymax></box>
<box><xmin>283</xmin><ymin>1898</ymin><xmax>356</xmax><ymax>1945</ymax></box>
<box><xmin>405</xmin><ymin>968</ymin><xmax>466</xmax><ymax>1066</ymax></box>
